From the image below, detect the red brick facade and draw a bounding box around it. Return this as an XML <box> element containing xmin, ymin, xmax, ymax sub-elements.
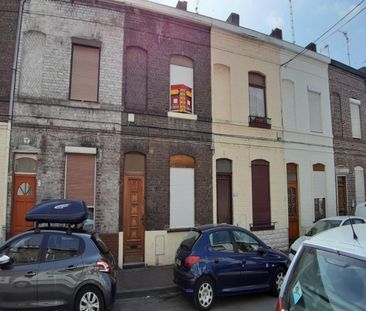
<box><xmin>329</xmin><ymin>60</ymin><xmax>366</xmax><ymax>214</ymax></box>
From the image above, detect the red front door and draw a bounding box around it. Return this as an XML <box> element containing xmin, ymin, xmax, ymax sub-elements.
<box><xmin>11</xmin><ymin>175</ymin><xmax>36</xmax><ymax>236</ymax></box>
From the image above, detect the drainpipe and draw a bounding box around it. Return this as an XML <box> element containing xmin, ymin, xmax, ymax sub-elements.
<box><xmin>9</xmin><ymin>0</ymin><xmax>26</xmax><ymax>124</ymax></box>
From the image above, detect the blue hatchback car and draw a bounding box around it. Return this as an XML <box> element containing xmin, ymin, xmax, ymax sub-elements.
<box><xmin>174</xmin><ymin>224</ymin><xmax>289</xmax><ymax>310</ymax></box>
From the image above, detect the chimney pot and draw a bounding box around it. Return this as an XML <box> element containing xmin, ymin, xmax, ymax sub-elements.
<box><xmin>270</xmin><ymin>28</ymin><xmax>282</xmax><ymax>40</ymax></box>
<box><xmin>305</xmin><ymin>42</ymin><xmax>317</xmax><ymax>52</ymax></box>
<box><xmin>176</xmin><ymin>1</ymin><xmax>187</xmax><ymax>11</ymax></box>
<box><xmin>226</xmin><ymin>13</ymin><xmax>240</xmax><ymax>26</ymax></box>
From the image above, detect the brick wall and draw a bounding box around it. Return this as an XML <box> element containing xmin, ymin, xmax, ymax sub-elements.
<box><xmin>329</xmin><ymin>63</ymin><xmax>366</xmax><ymax>213</ymax></box>
<box><xmin>8</xmin><ymin>0</ymin><xmax>124</xmax><ymax>235</ymax></box>
<box><xmin>121</xmin><ymin>7</ymin><xmax>213</xmax><ymax>230</ymax></box>
<box><xmin>0</xmin><ymin>0</ymin><xmax>20</xmax><ymax>121</ymax></box>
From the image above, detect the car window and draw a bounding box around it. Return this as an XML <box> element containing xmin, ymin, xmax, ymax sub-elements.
<box><xmin>282</xmin><ymin>246</ymin><xmax>366</xmax><ymax>310</ymax></box>
<box><xmin>179</xmin><ymin>230</ymin><xmax>201</xmax><ymax>251</ymax></box>
<box><xmin>0</xmin><ymin>234</ymin><xmax>43</xmax><ymax>265</ymax></box>
<box><xmin>232</xmin><ymin>230</ymin><xmax>260</xmax><ymax>253</ymax></box>
<box><xmin>45</xmin><ymin>234</ymin><xmax>81</xmax><ymax>262</ymax></box>
<box><xmin>352</xmin><ymin>218</ymin><xmax>365</xmax><ymax>225</ymax></box>
<box><xmin>209</xmin><ymin>230</ymin><xmax>234</xmax><ymax>253</ymax></box>
<box><xmin>306</xmin><ymin>220</ymin><xmax>342</xmax><ymax>236</ymax></box>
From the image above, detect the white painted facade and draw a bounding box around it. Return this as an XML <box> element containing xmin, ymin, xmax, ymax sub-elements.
<box><xmin>280</xmin><ymin>48</ymin><xmax>336</xmax><ymax>234</ymax></box>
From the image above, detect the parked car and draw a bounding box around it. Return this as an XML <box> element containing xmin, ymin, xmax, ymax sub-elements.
<box><xmin>277</xmin><ymin>223</ymin><xmax>366</xmax><ymax>311</ymax></box>
<box><xmin>0</xmin><ymin>199</ymin><xmax>117</xmax><ymax>311</ymax></box>
<box><xmin>289</xmin><ymin>216</ymin><xmax>365</xmax><ymax>260</ymax></box>
<box><xmin>173</xmin><ymin>224</ymin><xmax>289</xmax><ymax>310</ymax></box>
<box><xmin>355</xmin><ymin>201</ymin><xmax>366</xmax><ymax>218</ymax></box>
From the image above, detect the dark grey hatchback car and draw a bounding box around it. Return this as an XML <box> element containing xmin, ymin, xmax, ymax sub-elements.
<box><xmin>0</xmin><ymin>200</ymin><xmax>117</xmax><ymax>311</ymax></box>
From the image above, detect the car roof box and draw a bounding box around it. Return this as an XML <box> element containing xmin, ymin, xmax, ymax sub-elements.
<box><xmin>26</xmin><ymin>199</ymin><xmax>88</xmax><ymax>224</ymax></box>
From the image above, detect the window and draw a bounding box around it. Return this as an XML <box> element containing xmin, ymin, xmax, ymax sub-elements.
<box><xmin>45</xmin><ymin>234</ymin><xmax>81</xmax><ymax>262</ymax></box>
<box><xmin>251</xmin><ymin>160</ymin><xmax>272</xmax><ymax>230</ymax></box>
<box><xmin>70</xmin><ymin>41</ymin><xmax>100</xmax><ymax>102</ymax></box>
<box><xmin>355</xmin><ymin>166</ymin><xmax>365</xmax><ymax>204</ymax></box>
<box><xmin>170</xmin><ymin>56</ymin><xmax>194</xmax><ymax>115</ymax></box>
<box><xmin>308</xmin><ymin>90</ymin><xmax>322</xmax><ymax>133</ymax></box>
<box><xmin>170</xmin><ymin>155</ymin><xmax>195</xmax><ymax>228</ymax></box>
<box><xmin>209</xmin><ymin>230</ymin><xmax>234</xmax><ymax>253</ymax></box>
<box><xmin>1</xmin><ymin>234</ymin><xmax>43</xmax><ymax>265</ymax></box>
<box><xmin>232</xmin><ymin>230</ymin><xmax>260</xmax><ymax>253</ymax></box>
<box><xmin>313</xmin><ymin>164</ymin><xmax>326</xmax><ymax>221</ymax></box>
<box><xmin>249</xmin><ymin>72</ymin><xmax>270</xmax><ymax>128</ymax></box>
<box><xmin>350</xmin><ymin>98</ymin><xmax>361</xmax><ymax>138</ymax></box>
<box><xmin>65</xmin><ymin>148</ymin><xmax>96</xmax><ymax>228</ymax></box>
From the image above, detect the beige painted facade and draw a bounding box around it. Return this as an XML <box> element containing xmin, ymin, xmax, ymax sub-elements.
<box><xmin>0</xmin><ymin>123</ymin><xmax>10</xmax><ymax>244</ymax></box>
<box><xmin>211</xmin><ymin>27</ymin><xmax>288</xmax><ymax>249</ymax></box>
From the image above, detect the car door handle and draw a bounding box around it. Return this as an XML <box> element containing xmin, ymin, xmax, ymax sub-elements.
<box><xmin>214</xmin><ymin>259</ymin><xmax>219</xmax><ymax>264</ymax></box>
<box><xmin>65</xmin><ymin>265</ymin><xmax>77</xmax><ymax>271</ymax></box>
<box><xmin>24</xmin><ymin>271</ymin><xmax>36</xmax><ymax>277</ymax></box>
<box><xmin>242</xmin><ymin>260</ymin><xmax>246</xmax><ymax>266</ymax></box>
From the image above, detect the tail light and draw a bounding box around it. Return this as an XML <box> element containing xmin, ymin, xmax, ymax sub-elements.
<box><xmin>96</xmin><ymin>259</ymin><xmax>112</xmax><ymax>274</ymax></box>
<box><xmin>276</xmin><ymin>297</ymin><xmax>283</xmax><ymax>311</ymax></box>
<box><xmin>184</xmin><ymin>255</ymin><xmax>200</xmax><ymax>268</ymax></box>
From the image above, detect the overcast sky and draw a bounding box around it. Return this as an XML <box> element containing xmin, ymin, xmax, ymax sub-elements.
<box><xmin>147</xmin><ymin>0</ymin><xmax>366</xmax><ymax>69</ymax></box>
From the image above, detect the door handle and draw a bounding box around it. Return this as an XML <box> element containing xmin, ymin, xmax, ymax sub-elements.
<box><xmin>24</xmin><ymin>271</ymin><xmax>36</xmax><ymax>277</ymax></box>
<box><xmin>242</xmin><ymin>260</ymin><xmax>246</xmax><ymax>266</ymax></box>
<box><xmin>214</xmin><ymin>259</ymin><xmax>219</xmax><ymax>264</ymax></box>
<box><xmin>65</xmin><ymin>265</ymin><xmax>77</xmax><ymax>271</ymax></box>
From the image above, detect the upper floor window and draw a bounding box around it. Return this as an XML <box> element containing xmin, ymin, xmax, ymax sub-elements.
<box><xmin>350</xmin><ymin>98</ymin><xmax>361</xmax><ymax>139</ymax></box>
<box><xmin>170</xmin><ymin>56</ymin><xmax>194</xmax><ymax>115</ymax></box>
<box><xmin>308</xmin><ymin>90</ymin><xmax>322</xmax><ymax>133</ymax></box>
<box><xmin>70</xmin><ymin>39</ymin><xmax>101</xmax><ymax>102</ymax></box>
<box><xmin>248</xmin><ymin>72</ymin><xmax>270</xmax><ymax>129</ymax></box>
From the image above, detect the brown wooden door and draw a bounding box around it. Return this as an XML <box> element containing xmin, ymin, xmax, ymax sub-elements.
<box><xmin>337</xmin><ymin>176</ymin><xmax>347</xmax><ymax>216</ymax></box>
<box><xmin>217</xmin><ymin>173</ymin><xmax>232</xmax><ymax>224</ymax></box>
<box><xmin>123</xmin><ymin>176</ymin><xmax>145</xmax><ymax>263</ymax></box>
<box><xmin>287</xmin><ymin>164</ymin><xmax>299</xmax><ymax>245</ymax></box>
<box><xmin>11</xmin><ymin>175</ymin><xmax>36</xmax><ymax>236</ymax></box>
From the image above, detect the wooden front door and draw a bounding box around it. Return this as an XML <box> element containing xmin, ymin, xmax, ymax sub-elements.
<box><xmin>287</xmin><ymin>163</ymin><xmax>299</xmax><ymax>245</ymax></box>
<box><xmin>123</xmin><ymin>176</ymin><xmax>145</xmax><ymax>263</ymax></box>
<box><xmin>337</xmin><ymin>176</ymin><xmax>347</xmax><ymax>216</ymax></box>
<box><xmin>11</xmin><ymin>175</ymin><xmax>36</xmax><ymax>236</ymax></box>
<box><xmin>217</xmin><ymin>173</ymin><xmax>232</xmax><ymax>224</ymax></box>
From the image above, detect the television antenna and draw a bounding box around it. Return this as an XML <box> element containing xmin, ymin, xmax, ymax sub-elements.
<box><xmin>195</xmin><ymin>0</ymin><xmax>200</xmax><ymax>13</ymax></box>
<box><xmin>289</xmin><ymin>0</ymin><xmax>296</xmax><ymax>43</ymax></box>
<box><xmin>340</xmin><ymin>31</ymin><xmax>351</xmax><ymax>66</ymax></box>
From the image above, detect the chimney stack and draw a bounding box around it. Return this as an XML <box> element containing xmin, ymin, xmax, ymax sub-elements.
<box><xmin>226</xmin><ymin>13</ymin><xmax>240</xmax><ymax>26</ymax></box>
<box><xmin>305</xmin><ymin>42</ymin><xmax>317</xmax><ymax>52</ymax></box>
<box><xmin>176</xmin><ymin>1</ymin><xmax>187</xmax><ymax>11</ymax></box>
<box><xmin>270</xmin><ymin>28</ymin><xmax>283</xmax><ymax>40</ymax></box>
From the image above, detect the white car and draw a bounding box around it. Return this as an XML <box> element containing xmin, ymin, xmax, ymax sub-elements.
<box><xmin>277</xmin><ymin>223</ymin><xmax>366</xmax><ymax>311</ymax></box>
<box><xmin>289</xmin><ymin>216</ymin><xmax>365</xmax><ymax>260</ymax></box>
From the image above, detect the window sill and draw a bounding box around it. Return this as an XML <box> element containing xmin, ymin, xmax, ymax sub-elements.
<box><xmin>250</xmin><ymin>223</ymin><xmax>275</xmax><ymax>231</ymax></box>
<box><xmin>69</xmin><ymin>100</ymin><xmax>101</xmax><ymax>109</ymax></box>
<box><xmin>168</xmin><ymin>111</ymin><xmax>197</xmax><ymax>120</ymax></box>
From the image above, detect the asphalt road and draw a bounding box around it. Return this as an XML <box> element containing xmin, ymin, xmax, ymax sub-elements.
<box><xmin>113</xmin><ymin>291</ymin><xmax>277</xmax><ymax>311</ymax></box>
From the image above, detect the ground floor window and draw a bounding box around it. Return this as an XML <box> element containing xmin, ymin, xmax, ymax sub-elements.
<box><xmin>170</xmin><ymin>155</ymin><xmax>195</xmax><ymax>228</ymax></box>
<box><xmin>313</xmin><ymin>163</ymin><xmax>326</xmax><ymax>222</ymax></box>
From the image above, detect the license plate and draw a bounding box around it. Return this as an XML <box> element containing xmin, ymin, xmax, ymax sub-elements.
<box><xmin>175</xmin><ymin>258</ymin><xmax>181</xmax><ymax>266</ymax></box>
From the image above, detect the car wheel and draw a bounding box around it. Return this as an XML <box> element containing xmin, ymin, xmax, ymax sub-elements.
<box><xmin>194</xmin><ymin>276</ymin><xmax>215</xmax><ymax>310</ymax></box>
<box><xmin>75</xmin><ymin>286</ymin><xmax>104</xmax><ymax>311</ymax></box>
<box><xmin>272</xmin><ymin>267</ymin><xmax>286</xmax><ymax>296</ymax></box>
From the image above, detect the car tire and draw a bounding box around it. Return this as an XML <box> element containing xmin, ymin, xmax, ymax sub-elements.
<box><xmin>194</xmin><ymin>276</ymin><xmax>215</xmax><ymax>311</ymax></box>
<box><xmin>74</xmin><ymin>285</ymin><xmax>105</xmax><ymax>311</ymax></box>
<box><xmin>272</xmin><ymin>267</ymin><xmax>286</xmax><ymax>296</ymax></box>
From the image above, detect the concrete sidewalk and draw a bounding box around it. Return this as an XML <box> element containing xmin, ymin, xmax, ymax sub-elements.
<box><xmin>116</xmin><ymin>265</ymin><xmax>178</xmax><ymax>299</ymax></box>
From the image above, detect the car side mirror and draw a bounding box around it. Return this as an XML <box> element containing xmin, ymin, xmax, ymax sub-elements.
<box><xmin>257</xmin><ymin>246</ymin><xmax>266</xmax><ymax>255</ymax></box>
<box><xmin>0</xmin><ymin>255</ymin><xmax>13</xmax><ymax>267</ymax></box>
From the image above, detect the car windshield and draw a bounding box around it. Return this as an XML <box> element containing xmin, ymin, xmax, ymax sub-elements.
<box><xmin>305</xmin><ymin>220</ymin><xmax>342</xmax><ymax>237</ymax></box>
<box><xmin>282</xmin><ymin>246</ymin><xmax>366</xmax><ymax>310</ymax></box>
<box><xmin>180</xmin><ymin>230</ymin><xmax>200</xmax><ymax>251</ymax></box>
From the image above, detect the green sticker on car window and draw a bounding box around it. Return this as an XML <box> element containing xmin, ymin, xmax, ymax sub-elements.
<box><xmin>292</xmin><ymin>281</ymin><xmax>303</xmax><ymax>304</ymax></box>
